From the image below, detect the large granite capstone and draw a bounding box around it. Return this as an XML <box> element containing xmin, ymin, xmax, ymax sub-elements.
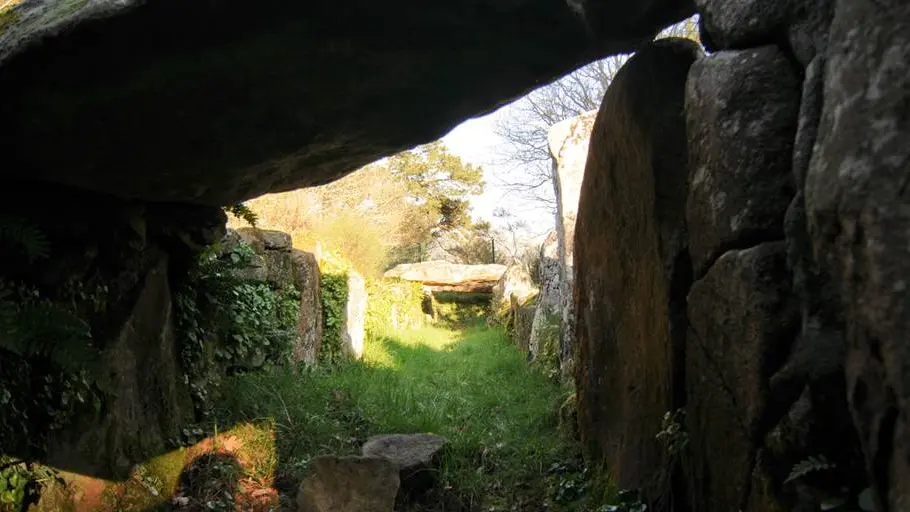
<box><xmin>0</xmin><ymin>0</ymin><xmax>693</xmax><ymax>205</ymax></box>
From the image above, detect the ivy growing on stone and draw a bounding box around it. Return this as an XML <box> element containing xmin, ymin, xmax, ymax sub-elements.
<box><xmin>175</xmin><ymin>239</ymin><xmax>300</xmax><ymax>419</ymax></box>
<box><xmin>319</xmin><ymin>272</ymin><xmax>348</xmax><ymax>365</ymax></box>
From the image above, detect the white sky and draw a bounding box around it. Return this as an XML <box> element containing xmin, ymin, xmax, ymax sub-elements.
<box><xmin>440</xmin><ymin>108</ymin><xmax>556</xmax><ymax>239</ymax></box>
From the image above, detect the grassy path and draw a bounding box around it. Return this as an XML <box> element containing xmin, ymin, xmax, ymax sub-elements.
<box><xmin>214</xmin><ymin>324</ymin><xmax>583</xmax><ymax>511</ymax></box>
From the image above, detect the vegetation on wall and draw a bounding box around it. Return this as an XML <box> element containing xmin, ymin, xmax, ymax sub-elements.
<box><xmin>530</xmin><ymin>311</ymin><xmax>561</xmax><ymax>381</ymax></box>
<box><xmin>316</xmin><ymin>251</ymin><xmax>352</xmax><ymax>366</ymax></box>
<box><xmin>0</xmin><ymin>217</ymin><xmax>105</xmax><ymax>510</ymax></box>
<box><xmin>175</xmin><ymin>239</ymin><xmax>300</xmax><ymax>419</ymax></box>
<box><xmin>364</xmin><ymin>278</ymin><xmax>425</xmax><ymax>336</ymax></box>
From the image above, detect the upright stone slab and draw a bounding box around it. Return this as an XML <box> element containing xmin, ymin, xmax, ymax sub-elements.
<box><xmin>547</xmin><ymin>109</ymin><xmax>596</xmax><ymax>376</ymax></box>
<box><xmin>573</xmin><ymin>38</ymin><xmax>700</xmax><ymax>506</ymax></box>
<box><xmin>292</xmin><ymin>249</ymin><xmax>322</xmax><ymax>365</ymax></box>
<box><xmin>343</xmin><ymin>271</ymin><xmax>368</xmax><ymax>359</ymax></box>
<box><xmin>529</xmin><ymin>231</ymin><xmax>561</xmax><ymax>362</ymax></box>
<box><xmin>806</xmin><ymin>1</ymin><xmax>910</xmax><ymax>508</ymax></box>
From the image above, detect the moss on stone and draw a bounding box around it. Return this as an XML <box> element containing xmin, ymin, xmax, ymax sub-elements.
<box><xmin>144</xmin><ymin>448</ymin><xmax>189</xmax><ymax>499</ymax></box>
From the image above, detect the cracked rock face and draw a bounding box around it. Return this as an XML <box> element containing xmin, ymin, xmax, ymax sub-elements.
<box><xmin>0</xmin><ymin>0</ymin><xmax>692</xmax><ymax>205</ymax></box>
<box><xmin>805</xmin><ymin>0</ymin><xmax>910</xmax><ymax>508</ymax></box>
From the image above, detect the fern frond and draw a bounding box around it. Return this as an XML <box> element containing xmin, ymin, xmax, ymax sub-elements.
<box><xmin>0</xmin><ymin>215</ymin><xmax>49</xmax><ymax>261</ymax></box>
<box><xmin>223</xmin><ymin>203</ymin><xmax>258</xmax><ymax>227</ymax></box>
<box><xmin>785</xmin><ymin>455</ymin><xmax>835</xmax><ymax>484</ymax></box>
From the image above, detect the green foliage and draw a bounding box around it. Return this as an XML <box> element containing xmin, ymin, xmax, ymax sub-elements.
<box><xmin>319</xmin><ymin>272</ymin><xmax>348</xmax><ymax>366</ymax></box>
<box><xmin>531</xmin><ymin>311</ymin><xmax>561</xmax><ymax>381</ymax></box>
<box><xmin>656</xmin><ymin>408</ymin><xmax>688</xmax><ymax>458</ymax></box>
<box><xmin>0</xmin><ymin>220</ymin><xmax>104</xmax><ymax>512</ymax></box>
<box><xmin>389</xmin><ymin>140</ymin><xmax>484</xmax><ymax>234</ymax></box>
<box><xmin>0</xmin><ymin>280</ymin><xmax>104</xmax><ymax>473</ymax></box>
<box><xmin>315</xmin><ymin>251</ymin><xmax>355</xmax><ymax>365</ymax></box>
<box><xmin>223</xmin><ymin>203</ymin><xmax>258</xmax><ymax>227</ymax></box>
<box><xmin>365</xmin><ymin>278</ymin><xmax>425</xmax><ymax>336</ymax></box>
<box><xmin>0</xmin><ymin>458</ymin><xmax>61</xmax><ymax>511</ymax></box>
<box><xmin>175</xmin><ymin>239</ymin><xmax>300</xmax><ymax>418</ymax></box>
<box><xmin>0</xmin><ymin>215</ymin><xmax>49</xmax><ymax>262</ymax></box>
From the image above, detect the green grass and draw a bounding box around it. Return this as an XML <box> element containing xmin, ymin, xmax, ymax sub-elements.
<box><xmin>214</xmin><ymin>324</ymin><xmax>591</xmax><ymax>510</ymax></box>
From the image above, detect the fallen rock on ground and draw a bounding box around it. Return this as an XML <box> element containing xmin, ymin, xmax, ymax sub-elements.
<box><xmin>296</xmin><ymin>456</ymin><xmax>399</xmax><ymax>512</ymax></box>
<box><xmin>361</xmin><ymin>433</ymin><xmax>448</xmax><ymax>497</ymax></box>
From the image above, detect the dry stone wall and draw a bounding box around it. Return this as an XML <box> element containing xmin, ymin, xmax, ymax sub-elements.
<box><xmin>574</xmin><ymin>2</ymin><xmax>909</xmax><ymax>510</ymax></box>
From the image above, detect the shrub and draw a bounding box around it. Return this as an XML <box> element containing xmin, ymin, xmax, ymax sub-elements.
<box><xmin>365</xmin><ymin>278</ymin><xmax>425</xmax><ymax>336</ymax></box>
<box><xmin>317</xmin><ymin>251</ymin><xmax>354</xmax><ymax>365</ymax></box>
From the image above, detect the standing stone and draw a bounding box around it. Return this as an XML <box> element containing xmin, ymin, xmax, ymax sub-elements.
<box><xmin>343</xmin><ymin>271</ymin><xmax>368</xmax><ymax>359</ymax></box>
<box><xmin>46</xmin><ymin>257</ymin><xmax>194</xmax><ymax>478</ymax></box>
<box><xmin>574</xmin><ymin>38</ymin><xmax>701</xmax><ymax>507</ymax></box>
<box><xmin>511</xmin><ymin>295</ymin><xmax>536</xmax><ymax>355</ymax></box>
<box><xmin>491</xmin><ymin>264</ymin><xmax>537</xmax><ymax>320</ymax></box>
<box><xmin>296</xmin><ymin>456</ymin><xmax>399</xmax><ymax>512</ymax></box>
<box><xmin>686</xmin><ymin>243</ymin><xmax>799</xmax><ymax>512</ymax></box>
<box><xmin>805</xmin><ymin>1</ymin><xmax>910</xmax><ymax>509</ymax></box>
<box><xmin>291</xmin><ymin>249</ymin><xmax>322</xmax><ymax>366</ymax></box>
<box><xmin>685</xmin><ymin>46</ymin><xmax>801</xmax><ymax>277</ymax></box>
<box><xmin>548</xmin><ymin>109</ymin><xmax>596</xmax><ymax>377</ymax></box>
<box><xmin>529</xmin><ymin>231</ymin><xmax>561</xmax><ymax>362</ymax></box>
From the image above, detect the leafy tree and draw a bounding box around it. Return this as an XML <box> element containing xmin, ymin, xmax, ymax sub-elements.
<box><xmin>227</xmin><ymin>140</ymin><xmax>487</xmax><ymax>274</ymax></box>
<box><xmin>388</xmin><ymin>140</ymin><xmax>484</xmax><ymax>233</ymax></box>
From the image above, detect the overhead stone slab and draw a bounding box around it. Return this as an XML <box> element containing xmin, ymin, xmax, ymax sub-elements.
<box><xmin>384</xmin><ymin>261</ymin><xmax>506</xmax><ymax>288</ymax></box>
<box><xmin>805</xmin><ymin>0</ymin><xmax>910</xmax><ymax>508</ymax></box>
<box><xmin>0</xmin><ymin>0</ymin><xmax>693</xmax><ymax>205</ymax></box>
<box><xmin>573</xmin><ymin>37</ymin><xmax>700</xmax><ymax>506</ymax></box>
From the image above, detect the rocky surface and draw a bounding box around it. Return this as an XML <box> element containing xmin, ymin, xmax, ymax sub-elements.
<box><xmin>296</xmin><ymin>455</ymin><xmax>400</xmax><ymax>512</ymax></box>
<box><xmin>235</xmin><ymin>227</ymin><xmax>296</xmax><ymax>287</ymax></box>
<box><xmin>491</xmin><ymin>264</ymin><xmax>537</xmax><ymax>319</ymax></box>
<box><xmin>384</xmin><ymin>261</ymin><xmax>507</xmax><ymax>293</ymax></box>
<box><xmin>686</xmin><ymin>243</ymin><xmax>798</xmax><ymax>511</ymax></box>
<box><xmin>685</xmin><ymin>46</ymin><xmax>800</xmax><ymax>277</ymax></box>
<box><xmin>511</xmin><ymin>296</ymin><xmax>536</xmax><ymax>356</ymax></box>
<box><xmin>548</xmin><ymin>109</ymin><xmax>597</xmax><ymax>377</ymax></box>
<box><xmin>805</xmin><ymin>0</ymin><xmax>910</xmax><ymax>508</ymax></box>
<box><xmin>291</xmin><ymin>249</ymin><xmax>322</xmax><ymax>366</ymax></box>
<box><xmin>694</xmin><ymin>0</ymin><xmax>835</xmax><ymax>65</ymax></box>
<box><xmin>529</xmin><ymin>232</ymin><xmax>561</xmax><ymax>362</ymax></box>
<box><xmin>343</xmin><ymin>271</ymin><xmax>367</xmax><ymax>359</ymax></box>
<box><xmin>573</xmin><ymin>38</ymin><xmax>700</xmax><ymax>506</ymax></box>
<box><xmin>361</xmin><ymin>433</ymin><xmax>447</xmax><ymax>498</ymax></box>
<box><xmin>0</xmin><ymin>183</ymin><xmax>224</xmax><ymax>478</ymax></box>
<box><xmin>0</xmin><ymin>0</ymin><xmax>693</xmax><ymax>205</ymax></box>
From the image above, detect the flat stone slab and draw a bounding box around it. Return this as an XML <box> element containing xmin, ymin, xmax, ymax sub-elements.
<box><xmin>297</xmin><ymin>455</ymin><xmax>399</xmax><ymax>512</ymax></box>
<box><xmin>361</xmin><ymin>433</ymin><xmax>447</xmax><ymax>495</ymax></box>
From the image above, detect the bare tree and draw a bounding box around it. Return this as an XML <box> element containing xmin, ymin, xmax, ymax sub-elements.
<box><xmin>491</xmin><ymin>16</ymin><xmax>700</xmax><ymax>212</ymax></box>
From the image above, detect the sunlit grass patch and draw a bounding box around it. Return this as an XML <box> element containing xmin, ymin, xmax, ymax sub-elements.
<box><xmin>216</xmin><ymin>325</ymin><xmax>577</xmax><ymax>509</ymax></box>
